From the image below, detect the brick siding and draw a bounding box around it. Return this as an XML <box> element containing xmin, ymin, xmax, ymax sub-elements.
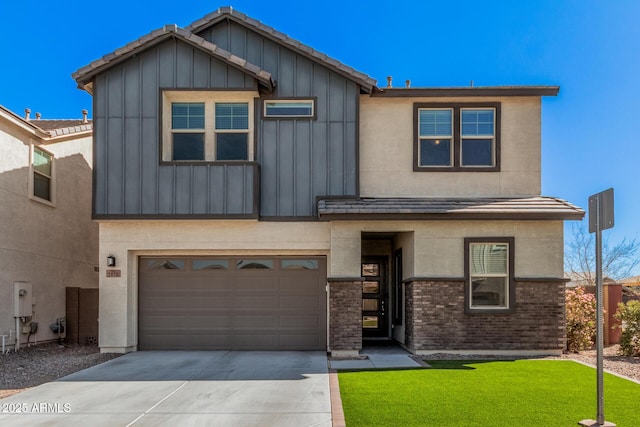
<box><xmin>405</xmin><ymin>280</ymin><xmax>565</xmax><ymax>351</ymax></box>
<box><xmin>329</xmin><ymin>280</ymin><xmax>362</xmax><ymax>351</ymax></box>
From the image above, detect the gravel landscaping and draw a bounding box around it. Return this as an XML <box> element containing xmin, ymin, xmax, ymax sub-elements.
<box><xmin>0</xmin><ymin>342</ymin><xmax>120</xmax><ymax>399</ymax></box>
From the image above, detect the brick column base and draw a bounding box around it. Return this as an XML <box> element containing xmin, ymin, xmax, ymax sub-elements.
<box><xmin>329</xmin><ymin>279</ymin><xmax>362</xmax><ymax>356</ymax></box>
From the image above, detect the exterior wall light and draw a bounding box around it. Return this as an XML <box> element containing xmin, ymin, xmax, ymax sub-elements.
<box><xmin>107</xmin><ymin>255</ymin><xmax>116</xmax><ymax>267</ymax></box>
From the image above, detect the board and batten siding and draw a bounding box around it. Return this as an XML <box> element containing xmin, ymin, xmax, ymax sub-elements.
<box><xmin>93</xmin><ymin>21</ymin><xmax>359</xmax><ymax>218</ymax></box>
<box><xmin>197</xmin><ymin>20</ymin><xmax>359</xmax><ymax>217</ymax></box>
<box><xmin>93</xmin><ymin>38</ymin><xmax>258</xmax><ymax>217</ymax></box>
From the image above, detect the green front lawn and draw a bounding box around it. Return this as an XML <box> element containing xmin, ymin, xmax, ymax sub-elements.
<box><xmin>338</xmin><ymin>360</ymin><xmax>640</xmax><ymax>426</ymax></box>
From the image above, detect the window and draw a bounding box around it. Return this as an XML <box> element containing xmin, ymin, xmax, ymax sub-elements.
<box><xmin>32</xmin><ymin>146</ymin><xmax>53</xmax><ymax>202</ymax></box>
<box><xmin>464</xmin><ymin>237</ymin><xmax>514</xmax><ymax>312</ymax></box>
<box><xmin>215</xmin><ymin>103</ymin><xmax>249</xmax><ymax>160</ymax></box>
<box><xmin>237</xmin><ymin>259</ymin><xmax>273</xmax><ymax>269</ymax></box>
<box><xmin>281</xmin><ymin>259</ymin><xmax>318</xmax><ymax>270</ymax></box>
<box><xmin>414</xmin><ymin>103</ymin><xmax>500</xmax><ymax>171</ymax></box>
<box><xmin>162</xmin><ymin>91</ymin><xmax>255</xmax><ymax>162</ymax></box>
<box><xmin>192</xmin><ymin>259</ymin><xmax>229</xmax><ymax>270</ymax></box>
<box><xmin>263</xmin><ymin>99</ymin><xmax>315</xmax><ymax>118</ymax></box>
<box><xmin>171</xmin><ymin>103</ymin><xmax>205</xmax><ymax>160</ymax></box>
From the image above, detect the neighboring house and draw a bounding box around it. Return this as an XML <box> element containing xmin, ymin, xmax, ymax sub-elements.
<box><xmin>72</xmin><ymin>7</ymin><xmax>584</xmax><ymax>356</ymax></box>
<box><xmin>0</xmin><ymin>105</ymin><xmax>97</xmax><ymax>350</ymax></box>
<box><xmin>619</xmin><ymin>275</ymin><xmax>640</xmax><ymax>287</ymax></box>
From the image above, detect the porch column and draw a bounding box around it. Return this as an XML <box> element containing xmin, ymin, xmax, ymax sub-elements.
<box><xmin>328</xmin><ymin>278</ymin><xmax>362</xmax><ymax>357</ymax></box>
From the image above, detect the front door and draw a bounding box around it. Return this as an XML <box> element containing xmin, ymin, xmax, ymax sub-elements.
<box><xmin>361</xmin><ymin>258</ymin><xmax>388</xmax><ymax>338</ymax></box>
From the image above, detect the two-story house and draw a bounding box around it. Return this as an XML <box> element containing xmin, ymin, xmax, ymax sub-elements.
<box><xmin>0</xmin><ymin>105</ymin><xmax>97</xmax><ymax>350</ymax></box>
<box><xmin>73</xmin><ymin>7</ymin><xmax>583</xmax><ymax>356</ymax></box>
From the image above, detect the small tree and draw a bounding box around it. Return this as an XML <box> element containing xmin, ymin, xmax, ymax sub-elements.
<box><xmin>565</xmin><ymin>223</ymin><xmax>640</xmax><ymax>286</ymax></box>
<box><xmin>566</xmin><ymin>287</ymin><xmax>597</xmax><ymax>352</ymax></box>
<box><xmin>614</xmin><ymin>300</ymin><xmax>640</xmax><ymax>356</ymax></box>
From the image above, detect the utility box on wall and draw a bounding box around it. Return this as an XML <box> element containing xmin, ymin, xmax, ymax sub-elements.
<box><xmin>14</xmin><ymin>281</ymin><xmax>33</xmax><ymax>318</ymax></box>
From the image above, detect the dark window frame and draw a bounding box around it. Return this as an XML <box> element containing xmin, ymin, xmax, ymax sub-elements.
<box><xmin>159</xmin><ymin>89</ymin><xmax>256</xmax><ymax>165</ymax></box>
<box><xmin>464</xmin><ymin>237</ymin><xmax>515</xmax><ymax>314</ymax></box>
<box><xmin>414</xmin><ymin>102</ymin><xmax>501</xmax><ymax>172</ymax></box>
<box><xmin>260</xmin><ymin>97</ymin><xmax>318</xmax><ymax>120</ymax></box>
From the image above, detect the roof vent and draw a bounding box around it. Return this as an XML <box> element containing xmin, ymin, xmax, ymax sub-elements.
<box><xmin>386</xmin><ymin>76</ymin><xmax>392</xmax><ymax>88</ymax></box>
<box><xmin>470</xmin><ymin>80</ymin><xmax>474</xmax><ymax>87</ymax></box>
<box><xmin>82</xmin><ymin>109</ymin><xmax>88</xmax><ymax>124</ymax></box>
<box><xmin>24</xmin><ymin>108</ymin><xmax>31</xmax><ymax>121</ymax></box>
<box><xmin>35</xmin><ymin>112</ymin><xmax>41</xmax><ymax>120</ymax></box>
<box><xmin>405</xmin><ymin>80</ymin><xmax>411</xmax><ymax>88</ymax></box>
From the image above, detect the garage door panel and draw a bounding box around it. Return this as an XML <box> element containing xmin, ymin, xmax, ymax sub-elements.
<box><xmin>234</xmin><ymin>315</ymin><xmax>279</xmax><ymax>327</ymax></box>
<box><xmin>191</xmin><ymin>295</ymin><xmax>235</xmax><ymax>309</ymax></box>
<box><xmin>232</xmin><ymin>278</ymin><xmax>278</xmax><ymax>291</ymax></box>
<box><xmin>187</xmin><ymin>315</ymin><xmax>233</xmax><ymax>328</ymax></box>
<box><xmin>138</xmin><ymin>256</ymin><xmax>326</xmax><ymax>350</ymax></box>
<box><xmin>279</xmin><ymin>315</ymin><xmax>319</xmax><ymax>328</ymax></box>
<box><xmin>279</xmin><ymin>295</ymin><xmax>319</xmax><ymax>310</ymax></box>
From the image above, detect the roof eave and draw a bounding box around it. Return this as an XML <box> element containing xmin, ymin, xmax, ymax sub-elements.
<box><xmin>185</xmin><ymin>9</ymin><xmax>377</xmax><ymax>93</ymax></box>
<box><xmin>72</xmin><ymin>26</ymin><xmax>274</xmax><ymax>94</ymax></box>
<box><xmin>318</xmin><ymin>211</ymin><xmax>585</xmax><ymax>221</ymax></box>
<box><xmin>370</xmin><ymin>86</ymin><xmax>560</xmax><ymax>98</ymax></box>
<box><xmin>0</xmin><ymin>105</ymin><xmax>50</xmax><ymax>138</ymax></box>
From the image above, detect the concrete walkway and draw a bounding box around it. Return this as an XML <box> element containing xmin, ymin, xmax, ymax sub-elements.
<box><xmin>0</xmin><ymin>351</ymin><xmax>331</xmax><ymax>427</ymax></box>
<box><xmin>329</xmin><ymin>345</ymin><xmax>424</xmax><ymax>370</ymax></box>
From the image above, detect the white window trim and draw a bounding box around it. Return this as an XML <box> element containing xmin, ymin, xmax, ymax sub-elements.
<box><xmin>468</xmin><ymin>242</ymin><xmax>510</xmax><ymax>310</ymax></box>
<box><xmin>263</xmin><ymin>99</ymin><xmax>315</xmax><ymax>118</ymax></box>
<box><xmin>29</xmin><ymin>144</ymin><xmax>56</xmax><ymax>207</ymax></box>
<box><xmin>418</xmin><ymin>108</ymin><xmax>454</xmax><ymax>167</ymax></box>
<box><xmin>162</xmin><ymin>91</ymin><xmax>256</xmax><ymax>162</ymax></box>
<box><xmin>459</xmin><ymin>107</ymin><xmax>496</xmax><ymax>168</ymax></box>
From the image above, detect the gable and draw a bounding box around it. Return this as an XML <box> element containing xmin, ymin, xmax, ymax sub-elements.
<box><xmin>186</xmin><ymin>7</ymin><xmax>376</xmax><ymax>93</ymax></box>
<box><xmin>73</xmin><ymin>25</ymin><xmax>274</xmax><ymax>94</ymax></box>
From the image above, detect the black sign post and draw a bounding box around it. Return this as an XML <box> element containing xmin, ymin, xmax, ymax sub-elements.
<box><xmin>579</xmin><ymin>188</ymin><xmax>615</xmax><ymax>427</ymax></box>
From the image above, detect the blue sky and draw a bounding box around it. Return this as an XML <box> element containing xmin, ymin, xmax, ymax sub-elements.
<box><xmin>1</xmin><ymin>1</ymin><xmax>638</xmax><ymax>271</ymax></box>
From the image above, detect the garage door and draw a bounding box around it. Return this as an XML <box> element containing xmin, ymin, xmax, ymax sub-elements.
<box><xmin>138</xmin><ymin>256</ymin><xmax>327</xmax><ymax>350</ymax></box>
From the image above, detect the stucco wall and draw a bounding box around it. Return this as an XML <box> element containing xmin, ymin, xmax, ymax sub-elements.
<box><xmin>0</xmin><ymin>123</ymin><xmax>97</xmax><ymax>348</ymax></box>
<box><xmin>330</xmin><ymin>220</ymin><xmax>564</xmax><ymax>278</ymax></box>
<box><xmin>359</xmin><ymin>96</ymin><xmax>542</xmax><ymax>197</ymax></box>
<box><xmin>97</xmin><ymin>220</ymin><xmax>331</xmax><ymax>352</ymax></box>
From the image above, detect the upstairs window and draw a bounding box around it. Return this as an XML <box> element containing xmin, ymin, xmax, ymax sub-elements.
<box><xmin>414</xmin><ymin>103</ymin><xmax>500</xmax><ymax>171</ymax></box>
<box><xmin>461</xmin><ymin>109</ymin><xmax>495</xmax><ymax>166</ymax></box>
<box><xmin>215</xmin><ymin>103</ymin><xmax>249</xmax><ymax>160</ymax></box>
<box><xmin>418</xmin><ymin>109</ymin><xmax>453</xmax><ymax>166</ymax></box>
<box><xmin>32</xmin><ymin>146</ymin><xmax>54</xmax><ymax>202</ymax></box>
<box><xmin>162</xmin><ymin>91</ymin><xmax>255</xmax><ymax>162</ymax></box>
<box><xmin>171</xmin><ymin>103</ymin><xmax>205</xmax><ymax>161</ymax></box>
<box><xmin>263</xmin><ymin>100</ymin><xmax>315</xmax><ymax>118</ymax></box>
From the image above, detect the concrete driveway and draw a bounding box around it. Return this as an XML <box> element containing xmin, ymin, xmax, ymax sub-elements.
<box><xmin>0</xmin><ymin>351</ymin><xmax>331</xmax><ymax>427</ymax></box>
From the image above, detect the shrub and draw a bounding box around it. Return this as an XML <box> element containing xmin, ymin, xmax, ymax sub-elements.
<box><xmin>565</xmin><ymin>287</ymin><xmax>596</xmax><ymax>352</ymax></box>
<box><xmin>614</xmin><ymin>300</ymin><xmax>640</xmax><ymax>357</ymax></box>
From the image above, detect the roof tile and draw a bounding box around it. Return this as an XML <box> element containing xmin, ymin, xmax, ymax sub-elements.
<box><xmin>317</xmin><ymin>197</ymin><xmax>584</xmax><ymax>220</ymax></box>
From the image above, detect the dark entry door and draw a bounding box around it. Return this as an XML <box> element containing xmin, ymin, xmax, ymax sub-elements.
<box><xmin>361</xmin><ymin>258</ymin><xmax>388</xmax><ymax>338</ymax></box>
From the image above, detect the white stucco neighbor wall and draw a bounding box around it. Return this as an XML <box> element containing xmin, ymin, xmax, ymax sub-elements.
<box><xmin>359</xmin><ymin>96</ymin><xmax>542</xmax><ymax>197</ymax></box>
<box><xmin>98</xmin><ymin>220</ymin><xmax>331</xmax><ymax>352</ymax></box>
<box><xmin>0</xmin><ymin>120</ymin><xmax>97</xmax><ymax>349</ymax></box>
